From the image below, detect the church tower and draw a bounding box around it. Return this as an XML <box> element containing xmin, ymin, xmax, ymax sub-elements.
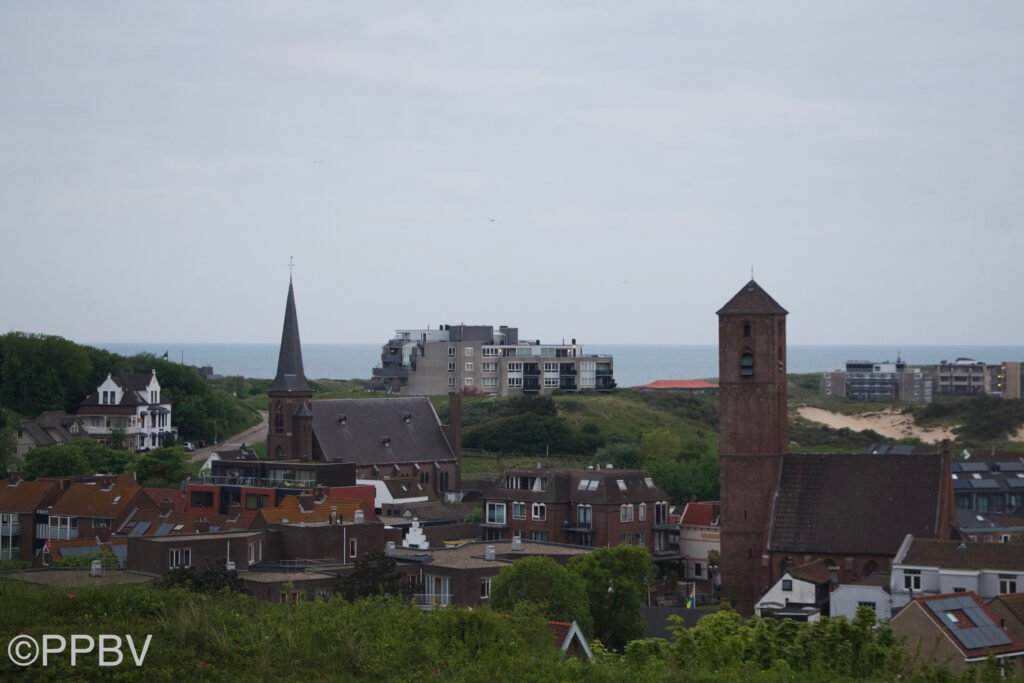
<box><xmin>717</xmin><ymin>279</ymin><xmax>788</xmax><ymax>615</ymax></box>
<box><xmin>267</xmin><ymin>278</ymin><xmax>313</xmax><ymax>461</ymax></box>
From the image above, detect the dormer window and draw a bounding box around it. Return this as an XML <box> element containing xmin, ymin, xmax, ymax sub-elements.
<box><xmin>740</xmin><ymin>352</ymin><xmax>754</xmax><ymax>377</ymax></box>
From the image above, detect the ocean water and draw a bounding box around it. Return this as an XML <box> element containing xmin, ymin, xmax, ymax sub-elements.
<box><xmin>90</xmin><ymin>342</ymin><xmax>1024</xmax><ymax>389</ymax></box>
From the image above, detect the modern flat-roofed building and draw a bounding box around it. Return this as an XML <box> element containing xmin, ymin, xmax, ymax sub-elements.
<box><xmin>367</xmin><ymin>324</ymin><xmax>613</xmax><ymax>396</ymax></box>
<box><xmin>820</xmin><ymin>358</ymin><xmax>932</xmax><ymax>403</ymax></box>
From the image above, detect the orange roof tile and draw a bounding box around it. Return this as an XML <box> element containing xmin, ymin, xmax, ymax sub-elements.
<box><xmin>256</xmin><ymin>496</ymin><xmax>374</xmax><ymax>526</ymax></box>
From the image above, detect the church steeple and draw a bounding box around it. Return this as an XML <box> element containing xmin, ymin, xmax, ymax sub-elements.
<box><xmin>269</xmin><ymin>278</ymin><xmax>311</xmax><ymax>393</ymax></box>
<box><xmin>267</xmin><ymin>277</ymin><xmax>314</xmax><ymax>461</ymax></box>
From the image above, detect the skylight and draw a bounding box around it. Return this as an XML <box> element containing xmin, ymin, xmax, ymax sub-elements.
<box><xmin>616</xmin><ymin>479</ymin><xmax>627</xmax><ymax>491</ymax></box>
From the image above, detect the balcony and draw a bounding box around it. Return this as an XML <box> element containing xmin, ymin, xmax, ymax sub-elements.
<box><xmin>199</xmin><ymin>475</ymin><xmax>316</xmax><ymax>489</ymax></box>
<box><xmin>371</xmin><ymin>366</ymin><xmax>409</xmax><ymax>380</ymax></box>
<box><xmin>558</xmin><ymin>380</ymin><xmax>577</xmax><ymax>392</ymax></box>
<box><xmin>0</xmin><ymin>523</ymin><xmax>20</xmax><ymax>535</ymax></box>
<box><xmin>45</xmin><ymin>528</ymin><xmax>79</xmax><ymax>540</ymax></box>
<box><xmin>413</xmin><ymin>593</ymin><xmax>452</xmax><ymax>610</ymax></box>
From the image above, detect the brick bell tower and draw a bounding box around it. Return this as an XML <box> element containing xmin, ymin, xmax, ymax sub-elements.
<box><xmin>717</xmin><ymin>279</ymin><xmax>788</xmax><ymax>615</ymax></box>
<box><xmin>267</xmin><ymin>277</ymin><xmax>313</xmax><ymax>460</ymax></box>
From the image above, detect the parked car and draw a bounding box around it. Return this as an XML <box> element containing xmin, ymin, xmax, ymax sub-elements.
<box><xmin>180</xmin><ymin>441</ymin><xmax>195</xmax><ymax>452</ymax></box>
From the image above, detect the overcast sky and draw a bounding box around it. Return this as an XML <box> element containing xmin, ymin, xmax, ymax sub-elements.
<box><xmin>2</xmin><ymin>2</ymin><xmax>1022</xmax><ymax>345</ymax></box>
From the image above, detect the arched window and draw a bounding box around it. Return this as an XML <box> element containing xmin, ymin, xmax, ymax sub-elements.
<box><xmin>740</xmin><ymin>352</ymin><xmax>754</xmax><ymax>377</ymax></box>
<box><xmin>274</xmin><ymin>403</ymin><xmax>284</xmax><ymax>434</ymax></box>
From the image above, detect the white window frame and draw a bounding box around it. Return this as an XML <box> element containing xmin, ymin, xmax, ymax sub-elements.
<box><xmin>904</xmin><ymin>569</ymin><xmax>921</xmax><ymax>591</ymax></box>
<box><xmin>349</xmin><ymin>538</ymin><xmax>358</xmax><ymax>560</ymax></box>
<box><xmin>465</xmin><ymin>362</ymin><xmax>473</xmax><ymax>372</ymax></box>
<box><xmin>169</xmin><ymin>548</ymin><xmax>192</xmax><ymax>568</ymax></box>
<box><xmin>638</xmin><ymin>503</ymin><xmax>646</xmax><ymax>521</ymax></box>
<box><xmin>511</xmin><ymin>501</ymin><xmax>526</xmax><ymax>520</ymax></box>
<box><xmin>507</xmin><ymin>377</ymin><xmax>523</xmax><ymax>387</ymax></box>
<box><xmin>999</xmin><ymin>574</ymin><xmax>1018</xmax><ymax>594</ymax></box>
<box><xmin>448</xmin><ymin>346</ymin><xmax>456</xmax><ymax>357</ymax></box>
<box><xmin>507</xmin><ymin>362</ymin><xmax>523</xmax><ymax>373</ymax></box>
<box><xmin>486</xmin><ymin>502</ymin><xmax>506</xmax><ymax>525</ymax></box>
<box><xmin>532</xmin><ymin>503</ymin><xmax>546</xmax><ymax>521</ymax></box>
<box><xmin>464</xmin><ymin>377</ymin><xmax>474</xmax><ymax>386</ymax></box>
<box><xmin>448</xmin><ymin>362</ymin><xmax>456</xmax><ymax>372</ymax></box>
<box><xmin>448</xmin><ymin>377</ymin><xmax>456</xmax><ymax>387</ymax></box>
<box><xmin>620</xmin><ymin>504</ymin><xmax>634</xmax><ymax>523</ymax></box>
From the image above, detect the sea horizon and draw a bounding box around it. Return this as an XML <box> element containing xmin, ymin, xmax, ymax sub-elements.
<box><xmin>87</xmin><ymin>342</ymin><xmax>1024</xmax><ymax>389</ymax></box>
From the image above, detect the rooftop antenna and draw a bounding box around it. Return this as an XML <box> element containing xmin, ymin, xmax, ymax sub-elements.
<box><xmin>750</xmin><ymin>265</ymin><xmax>755</xmax><ymax>281</ymax></box>
<box><xmin>287</xmin><ymin>256</ymin><xmax>295</xmax><ymax>281</ymax></box>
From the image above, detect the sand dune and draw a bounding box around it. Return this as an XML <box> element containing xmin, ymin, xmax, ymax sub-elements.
<box><xmin>796</xmin><ymin>406</ymin><xmax>957</xmax><ymax>444</ymax></box>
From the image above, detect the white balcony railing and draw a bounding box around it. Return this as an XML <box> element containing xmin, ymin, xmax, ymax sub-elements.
<box><xmin>413</xmin><ymin>594</ymin><xmax>452</xmax><ymax>610</ymax></box>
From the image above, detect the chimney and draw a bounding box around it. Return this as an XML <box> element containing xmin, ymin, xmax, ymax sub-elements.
<box><xmin>100</xmin><ymin>475</ymin><xmax>115</xmax><ymax>491</ymax></box>
<box><xmin>159</xmin><ymin>498</ymin><xmax>173</xmax><ymax>516</ymax></box>
<box><xmin>354</xmin><ymin>509</ymin><xmax>364</xmax><ymax>525</ymax></box>
<box><xmin>329</xmin><ymin>505</ymin><xmax>338</xmax><ymax>525</ymax></box>
<box><xmin>511</xmin><ymin>535</ymin><xmax>523</xmax><ymax>552</ymax></box>
<box><xmin>385</xmin><ymin>541</ymin><xmax>396</xmax><ymax>557</ymax></box>
<box><xmin>485</xmin><ymin>545</ymin><xmax>496</xmax><ymax>561</ymax></box>
<box><xmin>194</xmin><ymin>517</ymin><xmax>210</xmax><ymax>533</ymax></box>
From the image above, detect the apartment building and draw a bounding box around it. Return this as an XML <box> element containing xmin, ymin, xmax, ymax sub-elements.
<box><xmin>367</xmin><ymin>324</ymin><xmax>614</xmax><ymax>396</ymax></box>
<box><xmin>820</xmin><ymin>359</ymin><xmax>933</xmax><ymax>403</ymax></box>
<box><xmin>479</xmin><ymin>466</ymin><xmax>671</xmax><ymax>552</ymax></box>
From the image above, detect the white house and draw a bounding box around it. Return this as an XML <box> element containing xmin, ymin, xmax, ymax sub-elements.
<box><xmin>677</xmin><ymin>501</ymin><xmax>720</xmax><ymax>596</ymax></box>
<box><xmin>76</xmin><ymin>370</ymin><xmax>175</xmax><ymax>452</ymax></box>
<box><xmin>891</xmin><ymin>534</ymin><xmax>1024</xmax><ymax>609</ymax></box>
<box><xmin>829</xmin><ymin>575</ymin><xmax>893</xmax><ymax>620</ymax></box>
<box><xmin>755</xmin><ymin>558</ymin><xmax>831</xmax><ymax>621</ymax></box>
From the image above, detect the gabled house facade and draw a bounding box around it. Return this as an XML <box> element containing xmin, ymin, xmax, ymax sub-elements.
<box><xmin>14</xmin><ymin>412</ymin><xmax>87</xmax><ymax>457</ymax></box>
<box><xmin>891</xmin><ymin>592</ymin><xmax>1024</xmax><ymax>675</ymax></box>
<box><xmin>755</xmin><ymin>559</ymin><xmax>831</xmax><ymax>621</ymax></box>
<box><xmin>678</xmin><ymin>501</ymin><xmax>720</xmax><ymax>596</ymax></box>
<box><xmin>480</xmin><ymin>466</ymin><xmax>670</xmax><ymax>550</ymax></box>
<box><xmin>0</xmin><ymin>474</ymin><xmax>63</xmax><ymax>561</ymax></box>
<box><xmin>891</xmin><ymin>534</ymin><xmax>1024</xmax><ymax>608</ymax></box>
<box><xmin>76</xmin><ymin>370</ymin><xmax>175</xmax><ymax>451</ymax></box>
<box><xmin>44</xmin><ymin>473</ymin><xmax>155</xmax><ymax>545</ymax></box>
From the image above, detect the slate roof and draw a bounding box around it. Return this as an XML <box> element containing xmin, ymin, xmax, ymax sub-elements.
<box><xmin>79</xmin><ymin>372</ymin><xmax>155</xmax><ymax>407</ymax></box>
<box><xmin>901</xmin><ymin>537</ymin><xmax>1024</xmax><ymax>572</ymax></box>
<box><xmin>311</xmin><ymin>397</ymin><xmax>455</xmax><ymax>465</ymax></box>
<box><xmin>716</xmin><ymin>280</ymin><xmax>788</xmax><ymax>316</ymax></box>
<box><xmin>269</xmin><ymin>279</ymin><xmax>312</xmax><ymax>393</ymax></box>
<box><xmin>911</xmin><ymin>592</ymin><xmax>1024</xmax><ymax>659</ymax></box>
<box><xmin>769</xmin><ymin>453</ymin><xmax>947</xmax><ymax>555</ymax></box>
<box><xmin>16</xmin><ymin>412</ymin><xmax>85</xmax><ymax>448</ymax></box>
<box><xmin>0</xmin><ymin>479</ymin><xmax>61</xmax><ymax>513</ymax></box>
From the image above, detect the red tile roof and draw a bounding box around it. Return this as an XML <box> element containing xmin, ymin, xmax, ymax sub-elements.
<box><xmin>680</xmin><ymin>502</ymin><xmax>719</xmax><ymax>527</ymax></box>
<box><xmin>0</xmin><ymin>480</ymin><xmax>61</xmax><ymax>513</ymax></box>
<box><xmin>255</xmin><ymin>496</ymin><xmax>375</xmax><ymax>526</ymax></box>
<box><xmin>50</xmin><ymin>480</ymin><xmax>142</xmax><ymax>519</ymax></box>
<box><xmin>634</xmin><ymin>379</ymin><xmax>719</xmax><ymax>391</ymax></box>
<box><xmin>787</xmin><ymin>558</ymin><xmax>832</xmax><ymax>584</ymax></box>
<box><xmin>142</xmin><ymin>488</ymin><xmax>188</xmax><ymax>513</ymax></box>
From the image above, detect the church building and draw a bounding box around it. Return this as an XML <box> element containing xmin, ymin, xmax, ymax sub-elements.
<box><xmin>716</xmin><ymin>280</ymin><xmax>955</xmax><ymax>615</ymax></box>
<box><xmin>266</xmin><ymin>279</ymin><xmax>461</xmax><ymax>496</ymax></box>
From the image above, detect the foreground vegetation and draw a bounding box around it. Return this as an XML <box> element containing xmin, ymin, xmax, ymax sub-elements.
<box><xmin>0</xmin><ymin>577</ymin><xmax>1006</xmax><ymax>682</ymax></box>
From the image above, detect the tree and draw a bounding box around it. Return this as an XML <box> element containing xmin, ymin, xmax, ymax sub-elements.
<box><xmin>161</xmin><ymin>562</ymin><xmax>244</xmax><ymax>593</ymax></box>
<box><xmin>568</xmin><ymin>545</ymin><xmax>653</xmax><ymax>651</ymax></box>
<box><xmin>23</xmin><ymin>441</ymin><xmax>134</xmax><ymax>479</ymax></box>
<box><xmin>490</xmin><ymin>556</ymin><xmax>592</xmax><ymax>634</ymax></box>
<box><xmin>593</xmin><ymin>442</ymin><xmax>641</xmax><ymax>469</ymax></box>
<box><xmin>337</xmin><ymin>550</ymin><xmax>410</xmax><ymax>601</ymax></box>
<box><xmin>134</xmin><ymin>447</ymin><xmax>189</xmax><ymax>487</ymax></box>
<box><xmin>637</xmin><ymin>428</ymin><xmax>682</xmax><ymax>464</ymax></box>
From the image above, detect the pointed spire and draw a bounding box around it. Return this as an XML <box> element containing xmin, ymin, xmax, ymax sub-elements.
<box><xmin>717</xmin><ymin>279</ymin><xmax>788</xmax><ymax>316</ymax></box>
<box><xmin>269</xmin><ymin>279</ymin><xmax>312</xmax><ymax>393</ymax></box>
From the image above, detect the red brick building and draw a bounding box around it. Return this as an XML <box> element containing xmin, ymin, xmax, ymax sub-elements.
<box><xmin>716</xmin><ymin>280</ymin><xmax>955</xmax><ymax>615</ymax></box>
<box><xmin>480</xmin><ymin>467</ymin><xmax>671</xmax><ymax>551</ymax></box>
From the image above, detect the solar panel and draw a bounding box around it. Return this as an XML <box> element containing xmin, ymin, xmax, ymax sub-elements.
<box><xmin>128</xmin><ymin>522</ymin><xmax>151</xmax><ymax>536</ymax></box>
<box><xmin>971</xmin><ymin>480</ymin><xmax>1000</xmax><ymax>489</ymax></box>
<box><xmin>960</xmin><ymin>462</ymin><xmax>988</xmax><ymax>472</ymax></box>
<box><xmin>1007</xmin><ymin>480</ymin><xmax>1024</xmax><ymax>488</ymax></box>
<box><xmin>59</xmin><ymin>546</ymin><xmax>100</xmax><ymax>557</ymax></box>
<box><xmin>1000</xmin><ymin>462</ymin><xmax>1024</xmax><ymax>472</ymax></box>
<box><xmin>953</xmin><ymin>480</ymin><xmax>973</xmax><ymax>490</ymax></box>
<box><xmin>154</xmin><ymin>523</ymin><xmax>175</xmax><ymax>536</ymax></box>
<box><xmin>891</xmin><ymin>445</ymin><xmax>915</xmax><ymax>455</ymax></box>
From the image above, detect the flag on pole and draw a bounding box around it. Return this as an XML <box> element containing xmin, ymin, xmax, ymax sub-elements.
<box><xmin>161</xmin><ymin>350</ymin><xmax>169</xmax><ymax>360</ymax></box>
<box><xmin>686</xmin><ymin>581</ymin><xmax>696</xmax><ymax>608</ymax></box>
